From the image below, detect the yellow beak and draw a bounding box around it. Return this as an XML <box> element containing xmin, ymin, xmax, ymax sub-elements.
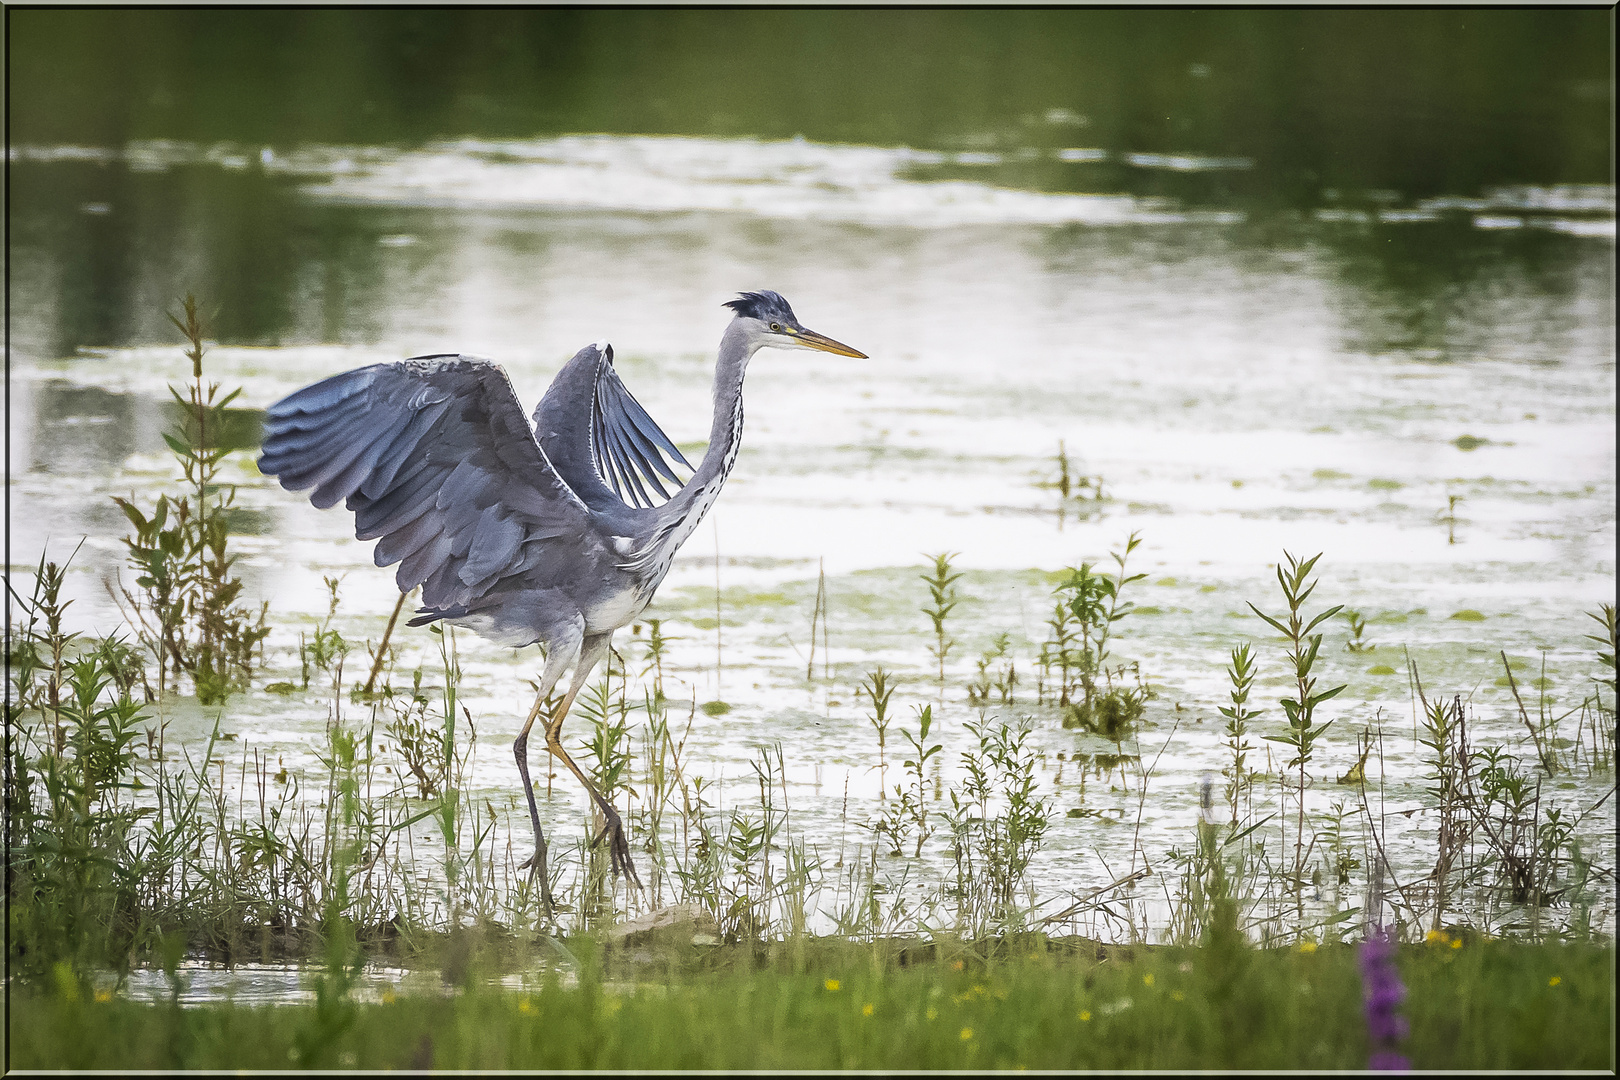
<box><xmin>794</xmin><ymin>327</ymin><xmax>868</xmax><ymax>358</ymax></box>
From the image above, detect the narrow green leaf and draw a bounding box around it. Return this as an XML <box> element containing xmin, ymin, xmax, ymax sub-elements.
<box><xmin>1310</xmin><ymin>684</ymin><xmax>1347</xmax><ymax>707</ymax></box>
<box><xmin>1304</xmin><ymin>605</ymin><xmax>1345</xmax><ymax>635</ymax></box>
<box><xmin>1247</xmin><ymin>603</ymin><xmax>1290</xmax><ymax>636</ymax></box>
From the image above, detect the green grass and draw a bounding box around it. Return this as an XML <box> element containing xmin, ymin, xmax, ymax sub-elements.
<box><xmin>10</xmin><ymin>940</ymin><xmax>1611</xmax><ymax>1070</ymax></box>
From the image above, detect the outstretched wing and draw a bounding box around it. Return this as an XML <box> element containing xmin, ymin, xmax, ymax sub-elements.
<box><xmin>533</xmin><ymin>343</ymin><xmax>693</xmax><ymax>511</ymax></box>
<box><xmin>258</xmin><ymin>355</ymin><xmax>598</xmax><ymax>614</ymax></box>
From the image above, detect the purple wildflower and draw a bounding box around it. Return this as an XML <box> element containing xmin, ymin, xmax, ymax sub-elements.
<box><xmin>1359</xmin><ymin>925</ymin><xmax>1411</xmax><ymax>1071</ymax></box>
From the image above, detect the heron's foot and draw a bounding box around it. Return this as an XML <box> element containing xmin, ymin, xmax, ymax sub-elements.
<box><xmin>517</xmin><ymin>836</ymin><xmax>555</xmax><ymax>909</ymax></box>
<box><xmin>590</xmin><ymin>801</ymin><xmax>643</xmax><ymax>890</ymax></box>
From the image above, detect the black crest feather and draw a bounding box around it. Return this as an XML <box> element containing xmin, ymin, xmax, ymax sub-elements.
<box><xmin>723</xmin><ymin>290</ymin><xmax>796</xmax><ymax>322</ymax></box>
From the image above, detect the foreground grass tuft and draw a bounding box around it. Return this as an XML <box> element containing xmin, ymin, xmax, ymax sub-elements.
<box><xmin>9</xmin><ymin>941</ymin><xmax>1610</xmax><ymax>1070</ymax></box>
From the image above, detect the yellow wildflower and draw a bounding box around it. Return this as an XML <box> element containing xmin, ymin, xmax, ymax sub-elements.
<box><xmin>93</xmin><ymin>989</ymin><xmax>113</xmax><ymax>1004</ymax></box>
<box><xmin>960</xmin><ymin>1027</ymin><xmax>974</xmax><ymax>1041</ymax></box>
<box><xmin>1078</xmin><ymin>1010</ymin><xmax>1092</xmax><ymax>1022</ymax></box>
<box><xmin>1171</xmin><ymin>990</ymin><xmax>1185</xmax><ymax>1002</ymax></box>
<box><xmin>1297</xmin><ymin>941</ymin><xmax>1317</xmax><ymax>954</ymax></box>
<box><xmin>862</xmin><ymin>1003</ymin><xmax>874</xmax><ymax>1017</ymax></box>
<box><xmin>518</xmin><ymin>998</ymin><xmax>534</xmax><ymax>1014</ymax></box>
<box><xmin>1549</xmin><ymin>976</ymin><xmax>1561</xmax><ymax>987</ymax></box>
<box><xmin>926</xmin><ymin>1007</ymin><xmax>938</xmax><ymax>1021</ymax></box>
<box><xmin>825</xmin><ymin>979</ymin><xmax>841</xmax><ymax>992</ymax></box>
<box><xmin>1425</xmin><ymin>929</ymin><xmax>1447</xmax><ymax>945</ymax></box>
<box><xmin>1450</xmin><ymin>938</ymin><xmax>1462</xmax><ymax>950</ymax></box>
<box><xmin>1142</xmin><ymin>973</ymin><xmax>1155</xmax><ymax>987</ymax></box>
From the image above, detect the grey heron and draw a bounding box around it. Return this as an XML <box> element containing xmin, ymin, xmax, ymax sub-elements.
<box><xmin>258</xmin><ymin>291</ymin><xmax>866</xmax><ymax>901</ymax></box>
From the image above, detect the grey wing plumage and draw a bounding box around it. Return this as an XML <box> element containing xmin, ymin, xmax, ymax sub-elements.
<box><xmin>534</xmin><ymin>343</ymin><xmax>693</xmax><ymax>511</ymax></box>
<box><xmin>258</xmin><ymin>355</ymin><xmax>597</xmax><ymax>618</ymax></box>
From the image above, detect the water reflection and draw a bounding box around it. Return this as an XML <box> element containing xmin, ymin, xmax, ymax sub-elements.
<box><xmin>27</xmin><ymin>381</ymin><xmax>140</xmax><ymax>472</ymax></box>
<box><xmin>10</xmin><ymin>9</ymin><xmax>1610</xmax><ymax>206</ymax></box>
<box><xmin>12</xmin><ymin>149</ymin><xmax>1613</xmax><ymax>375</ymax></box>
<box><xmin>1322</xmin><ymin>220</ymin><xmax>1615</xmax><ymax>364</ymax></box>
<box><xmin>22</xmin><ymin>379</ymin><xmax>265</xmax><ymax>470</ymax></box>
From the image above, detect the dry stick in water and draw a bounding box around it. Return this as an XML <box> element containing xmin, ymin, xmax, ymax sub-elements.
<box><xmin>1129</xmin><ymin>718</ymin><xmax>1180</xmax><ymax>877</ymax></box>
<box><xmin>363</xmin><ymin>591</ymin><xmax>410</xmax><ymax>697</ymax></box>
<box><xmin>1038</xmin><ymin>866</ymin><xmax>1153</xmax><ymax>926</ymax></box>
<box><xmin>1354</xmin><ymin>727</ymin><xmax>1421</xmax><ymax>925</ymax></box>
<box><xmin>1500</xmin><ymin>650</ymin><xmax>1558</xmax><ymax>774</ymax></box>
<box><xmin>807</xmin><ymin>557</ymin><xmax>826</xmax><ymax>682</ymax></box>
<box><xmin>820</xmin><ymin>560</ymin><xmax>830</xmax><ymax>682</ymax></box>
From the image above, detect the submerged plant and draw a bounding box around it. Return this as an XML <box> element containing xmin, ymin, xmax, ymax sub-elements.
<box><xmin>1039</xmin><ymin>440</ymin><xmax>1105</xmax><ymax>522</ymax></box>
<box><xmin>966</xmin><ymin>632</ymin><xmax>1017</xmax><ymax>712</ymax></box>
<box><xmin>1056</xmin><ymin>532</ymin><xmax>1148</xmax><ymax>738</ymax></box>
<box><xmin>1343</xmin><ymin>610</ymin><xmax>1374</xmax><ymax>653</ymax></box>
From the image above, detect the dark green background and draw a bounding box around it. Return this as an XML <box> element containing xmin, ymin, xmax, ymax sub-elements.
<box><xmin>10</xmin><ymin>8</ymin><xmax>1613</xmax><ymax>204</ymax></box>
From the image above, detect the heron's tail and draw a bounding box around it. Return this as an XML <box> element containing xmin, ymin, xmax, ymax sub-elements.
<box><xmin>406</xmin><ymin>605</ymin><xmax>463</xmax><ymax>628</ymax></box>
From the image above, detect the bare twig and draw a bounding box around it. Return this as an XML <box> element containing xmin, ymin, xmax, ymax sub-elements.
<box><xmin>1501</xmin><ymin>650</ymin><xmax>1557</xmax><ymax>774</ymax></box>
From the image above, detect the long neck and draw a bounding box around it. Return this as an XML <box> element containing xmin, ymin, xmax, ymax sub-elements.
<box><xmin>654</xmin><ymin>319</ymin><xmax>754</xmax><ymax>537</ymax></box>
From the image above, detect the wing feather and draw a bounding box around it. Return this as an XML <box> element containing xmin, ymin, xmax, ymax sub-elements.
<box><xmin>259</xmin><ymin>356</ymin><xmax>597</xmax><ymax>609</ymax></box>
<box><xmin>533</xmin><ymin>343</ymin><xmax>692</xmax><ymax>512</ymax></box>
<box><xmin>352</xmin><ymin>459</ymin><xmax>439</xmax><ymax>540</ymax></box>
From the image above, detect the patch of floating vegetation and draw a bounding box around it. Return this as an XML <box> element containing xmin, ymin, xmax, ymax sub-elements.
<box><xmin>1452</xmin><ymin>434</ymin><xmax>1490</xmax><ymax>450</ymax></box>
<box><xmin>1450</xmin><ymin>609</ymin><xmax>1488</xmax><ymax>621</ymax></box>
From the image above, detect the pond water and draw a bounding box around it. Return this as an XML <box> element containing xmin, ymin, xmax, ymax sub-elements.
<box><xmin>7</xmin><ymin>11</ymin><xmax>1616</xmax><ymax>982</ymax></box>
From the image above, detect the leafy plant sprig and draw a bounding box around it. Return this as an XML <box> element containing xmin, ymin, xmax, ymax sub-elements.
<box><xmin>1218</xmin><ymin>642</ymin><xmax>1263</xmax><ymax>826</ymax></box>
<box><xmin>1248</xmin><ymin>551</ymin><xmax>1346</xmax><ymax>889</ymax></box>
<box><xmin>920</xmin><ymin>553</ymin><xmax>963</xmax><ymax>694</ymax></box>
<box><xmin>1056</xmin><ymin>531</ymin><xmax>1147</xmax><ymax>732</ymax></box>
<box><xmin>859</xmin><ymin>667</ymin><xmax>898</xmax><ymax>799</ymax></box>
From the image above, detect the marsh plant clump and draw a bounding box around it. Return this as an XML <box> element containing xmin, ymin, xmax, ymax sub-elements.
<box><xmin>110</xmin><ymin>296</ymin><xmax>269</xmax><ymax>704</ymax></box>
<box><xmin>1046</xmin><ymin>531</ymin><xmax>1150</xmax><ymax>739</ymax></box>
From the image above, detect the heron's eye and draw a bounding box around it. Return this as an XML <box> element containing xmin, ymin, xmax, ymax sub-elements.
<box><xmin>769</xmin><ymin>322</ymin><xmax>781</xmax><ymax>332</ymax></box>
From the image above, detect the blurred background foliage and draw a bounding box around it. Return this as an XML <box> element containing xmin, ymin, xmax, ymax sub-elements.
<box><xmin>11</xmin><ymin>8</ymin><xmax>1612</xmax><ymax>202</ymax></box>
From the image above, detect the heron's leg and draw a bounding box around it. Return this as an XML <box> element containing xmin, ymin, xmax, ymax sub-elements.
<box><xmin>514</xmin><ymin>631</ymin><xmax>580</xmax><ymax>908</ymax></box>
<box><xmin>542</xmin><ymin>632</ymin><xmax>643</xmax><ymax>889</ymax></box>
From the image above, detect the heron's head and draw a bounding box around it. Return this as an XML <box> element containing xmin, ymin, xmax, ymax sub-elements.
<box><xmin>724</xmin><ymin>290</ymin><xmax>867</xmax><ymax>358</ymax></box>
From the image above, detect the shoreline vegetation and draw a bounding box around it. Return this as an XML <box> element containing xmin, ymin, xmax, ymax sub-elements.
<box><xmin>6</xmin><ymin>305</ymin><xmax>1614</xmax><ymax>1070</ymax></box>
